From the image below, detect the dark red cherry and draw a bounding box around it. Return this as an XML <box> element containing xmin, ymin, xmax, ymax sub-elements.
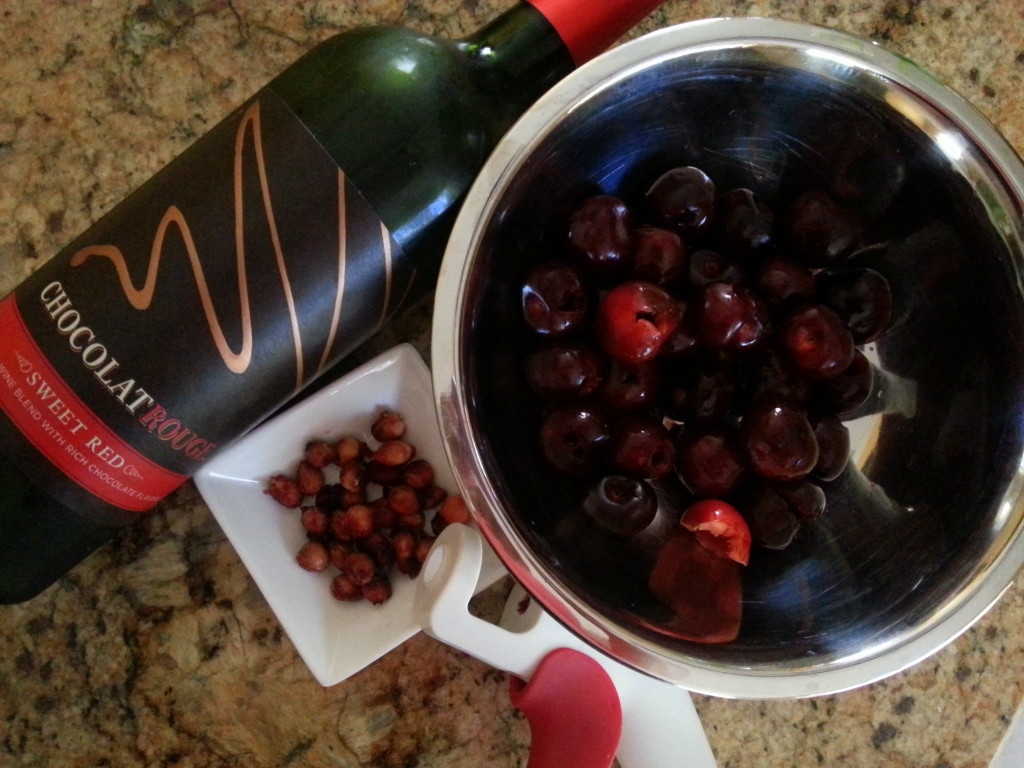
<box><xmin>823</xmin><ymin>117</ymin><xmax>907</xmax><ymax>217</ymax></box>
<box><xmin>717</xmin><ymin>188</ymin><xmax>774</xmax><ymax>255</ymax></box>
<box><xmin>813</xmin><ymin>349</ymin><xmax>874</xmax><ymax>416</ymax></box>
<box><xmin>668</xmin><ymin>358</ymin><xmax>744</xmax><ymax>425</ymax></box>
<box><xmin>747</xmin><ymin>348</ymin><xmax>810</xmax><ymax>406</ymax></box>
<box><xmin>609</xmin><ymin>415</ymin><xmax>675</xmax><ymax>480</ymax></box>
<box><xmin>815</xmin><ymin>266</ymin><xmax>894</xmax><ymax>344</ymax></box>
<box><xmin>741</xmin><ymin>484</ymin><xmax>801</xmax><ymax>550</ymax></box>
<box><xmin>583</xmin><ymin>475</ymin><xmax>659</xmax><ymax>536</ymax></box>
<box><xmin>698</xmin><ymin>283</ymin><xmax>769</xmax><ymax>352</ymax></box>
<box><xmin>743</xmin><ymin>398</ymin><xmax>819</xmax><ymax>482</ymax></box>
<box><xmin>524</xmin><ymin>343</ymin><xmax>605</xmax><ymax>400</ymax></box>
<box><xmin>674</xmin><ymin>428</ymin><xmax>749</xmax><ymax>499</ymax></box>
<box><xmin>600</xmin><ymin>359</ymin><xmax>661</xmax><ymax>411</ymax></box>
<box><xmin>595</xmin><ymin>280</ymin><xmax>681</xmax><ymax>365</ymax></box>
<box><xmin>783</xmin><ymin>189</ymin><xmax>863</xmax><ymax>267</ymax></box>
<box><xmin>659</xmin><ymin>302</ymin><xmax>701</xmax><ymax>361</ymax></box>
<box><xmin>757</xmin><ymin>256</ymin><xmax>816</xmax><ymax>309</ymax></box>
<box><xmin>567</xmin><ymin>195</ymin><xmax>633</xmax><ymax>280</ymax></box>
<box><xmin>539</xmin><ymin>404</ymin><xmax>611</xmax><ymax>477</ymax></box>
<box><xmin>687</xmin><ymin>249</ymin><xmax>745</xmax><ymax>288</ymax></box>
<box><xmin>690</xmin><ymin>366</ymin><xmax>742</xmax><ymax>425</ymax></box>
<box><xmin>521</xmin><ymin>261</ymin><xmax>590</xmax><ymax>337</ymax></box>
<box><xmin>780</xmin><ymin>303</ymin><xmax>855</xmax><ymax>380</ymax></box>
<box><xmin>631</xmin><ymin>226</ymin><xmax>686</xmax><ymax>286</ymax></box>
<box><xmin>775</xmin><ymin>479</ymin><xmax>826</xmax><ymax>523</ymax></box>
<box><xmin>811</xmin><ymin>415</ymin><xmax>851</xmax><ymax>481</ymax></box>
<box><xmin>646</xmin><ymin>166</ymin><xmax>716</xmax><ymax>241</ymax></box>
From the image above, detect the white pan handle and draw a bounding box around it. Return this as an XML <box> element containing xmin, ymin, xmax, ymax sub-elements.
<box><xmin>414</xmin><ymin>522</ymin><xmax>548</xmax><ymax>679</ymax></box>
<box><xmin>415</xmin><ymin>524</ymin><xmax>718</xmax><ymax>768</ymax></box>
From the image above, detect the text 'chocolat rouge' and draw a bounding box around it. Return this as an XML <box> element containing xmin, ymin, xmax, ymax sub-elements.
<box><xmin>0</xmin><ymin>0</ymin><xmax>664</xmax><ymax>604</ymax></box>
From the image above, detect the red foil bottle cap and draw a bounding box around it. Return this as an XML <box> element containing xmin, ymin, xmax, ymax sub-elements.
<box><xmin>526</xmin><ymin>0</ymin><xmax>664</xmax><ymax>66</ymax></box>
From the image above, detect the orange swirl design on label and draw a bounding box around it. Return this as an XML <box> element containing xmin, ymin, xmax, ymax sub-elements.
<box><xmin>67</xmin><ymin>100</ymin><xmax>376</xmax><ymax>392</ymax></box>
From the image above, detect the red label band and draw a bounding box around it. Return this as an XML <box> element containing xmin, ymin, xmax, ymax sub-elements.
<box><xmin>0</xmin><ymin>294</ymin><xmax>187</xmax><ymax>512</ymax></box>
<box><xmin>526</xmin><ymin>0</ymin><xmax>663</xmax><ymax>66</ymax></box>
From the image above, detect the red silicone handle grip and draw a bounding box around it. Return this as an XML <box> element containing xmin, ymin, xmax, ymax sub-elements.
<box><xmin>508</xmin><ymin>648</ymin><xmax>623</xmax><ymax>768</ymax></box>
<box><xmin>526</xmin><ymin>0</ymin><xmax>665</xmax><ymax>66</ymax></box>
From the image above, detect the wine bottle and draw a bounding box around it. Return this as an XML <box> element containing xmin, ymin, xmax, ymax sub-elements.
<box><xmin>0</xmin><ymin>0</ymin><xmax>664</xmax><ymax>604</ymax></box>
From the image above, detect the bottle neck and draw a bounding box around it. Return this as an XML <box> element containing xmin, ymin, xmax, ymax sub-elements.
<box><xmin>458</xmin><ymin>0</ymin><xmax>663</xmax><ymax>123</ymax></box>
<box><xmin>524</xmin><ymin>0</ymin><xmax>664</xmax><ymax>66</ymax></box>
<box><xmin>457</xmin><ymin>4</ymin><xmax>575</xmax><ymax>124</ymax></box>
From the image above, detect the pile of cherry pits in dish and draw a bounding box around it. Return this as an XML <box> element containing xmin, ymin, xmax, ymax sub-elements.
<box><xmin>520</xmin><ymin>166</ymin><xmax>895</xmax><ymax>640</ymax></box>
<box><xmin>264</xmin><ymin>410</ymin><xmax>471</xmax><ymax>604</ymax></box>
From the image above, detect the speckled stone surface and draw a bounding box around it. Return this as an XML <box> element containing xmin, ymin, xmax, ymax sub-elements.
<box><xmin>2</xmin><ymin>2</ymin><xmax>1024</xmax><ymax>767</ymax></box>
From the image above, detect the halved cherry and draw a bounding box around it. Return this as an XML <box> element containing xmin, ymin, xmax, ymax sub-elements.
<box><xmin>647</xmin><ymin>527</ymin><xmax>743</xmax><ymax>643</ymax></box>
<box><xmin>679</xmin><ymin>499</ymin><xmax>752</xmax><ymax>566</ymax></box>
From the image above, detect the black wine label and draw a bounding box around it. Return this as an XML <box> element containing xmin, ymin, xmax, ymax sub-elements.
<box><xmin>0</xmin><ymin>89</ymin><xmax>415</xmax><ymax>512</ymax></box>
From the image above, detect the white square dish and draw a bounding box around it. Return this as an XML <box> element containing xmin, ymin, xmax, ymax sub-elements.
<box><xmin>194</xmin><ymin>343</ymin><xmax>506</xmax><ymax>686</ymax></box>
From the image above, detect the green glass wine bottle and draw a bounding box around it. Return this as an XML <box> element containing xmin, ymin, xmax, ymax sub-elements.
<box><xmin>0</xmin><ymin>0</ymin><xmax>664</xmax><ymax>603</ymax></box>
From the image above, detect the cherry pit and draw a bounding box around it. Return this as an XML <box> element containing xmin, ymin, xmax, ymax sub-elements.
<box><xmin>520</xmin><ymin>167</ymin><xmax>895</xmax><ymax>642</ymax></box>
<box><xmin>264</xmin><ymin>410</ymin><xmax>470</xmax><ymax>605</ymax></box>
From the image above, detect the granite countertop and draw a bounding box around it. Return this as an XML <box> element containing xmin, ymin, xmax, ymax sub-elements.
<box><xmin>2</xmin><ymin>1</ymin><xmax>1024</xmax><ymax>766</ymax></box>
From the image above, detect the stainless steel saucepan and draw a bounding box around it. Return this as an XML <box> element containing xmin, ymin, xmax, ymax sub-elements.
<box><xmin>431</xmin><ymin>17</ymin><xmax>1024</xmax><ymax>698</ymax></box>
